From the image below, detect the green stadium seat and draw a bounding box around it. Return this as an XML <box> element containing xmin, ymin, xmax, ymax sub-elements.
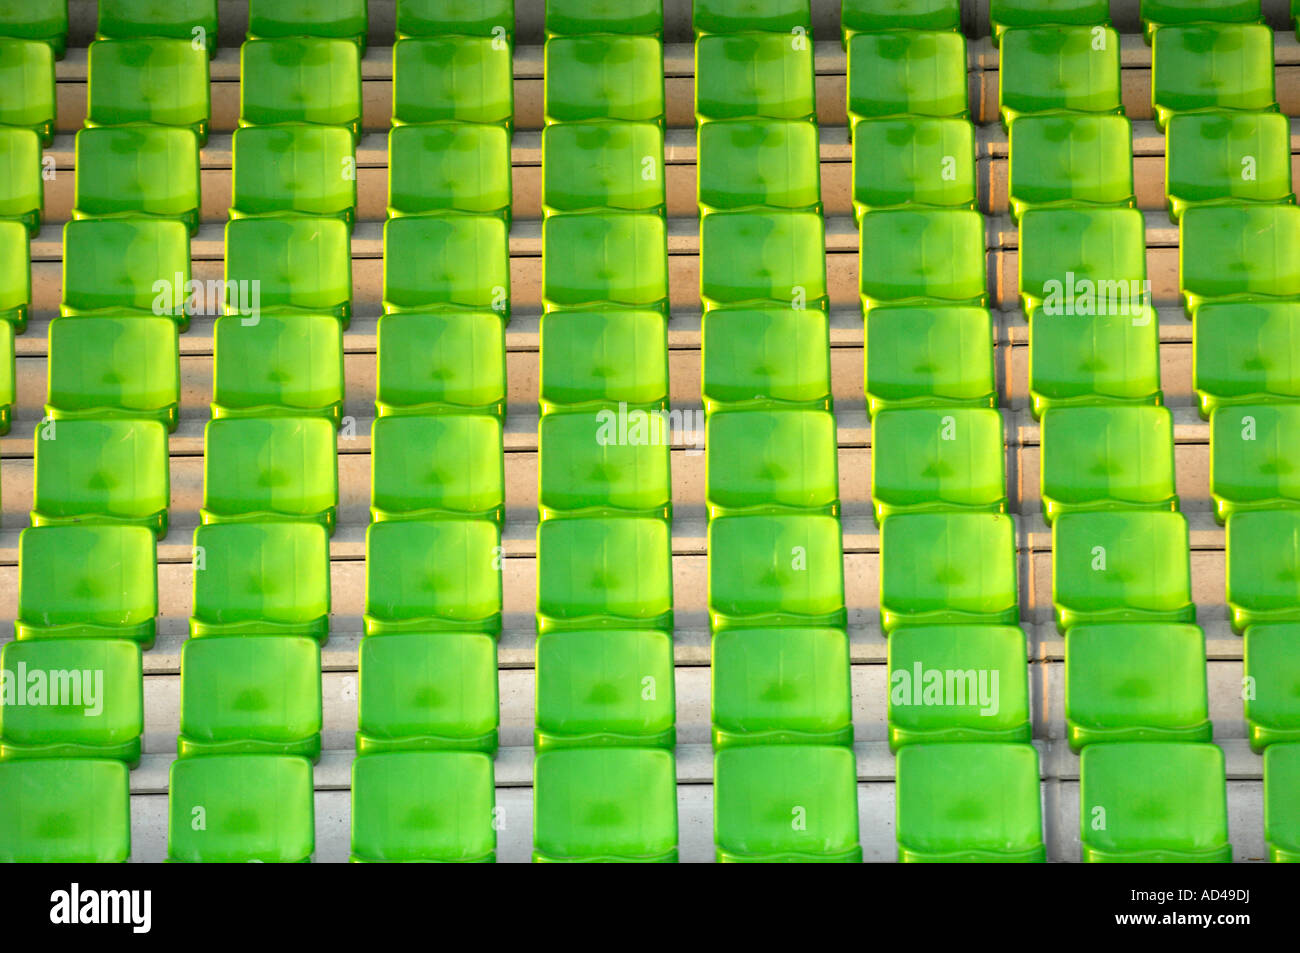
<box><xmin>1212</xmin><ymin>404</ymin><xmax>1300</xmax><ymax>522</ymax></box>
<box><xmin>841</xmin><ymin>0</ymin><xmax>960</xmax><ymax>43</ymax></box>
<box><xmin>351</xmin><ymin>751</ymin><xmax>497</xmax><ymax>862</ymax></box>
<box><xmin>61</xmin><ymin>218</ymin><xmax>190</xmax><ymax>326</ymax></box>
<box><xmin>226</xmin><ymin>216</ymin><xmax>352</xmax><ymax>323</ymax></box>
<box><xmin>398</xmin><ymin>0</ymin><xmax>515</xmax><ymax>42</ymax></box>
<box><xmin>0</xmin><ymin>0</ymin><xmax>67</xmax><ymax>57</ymax></box>
<box><xmin>1227</xmin><ymin>510</ymin><xmax>1300</xmax><ymax>632</ymax></box>
<box><xmin>1142</xmin><ymin>0</ymin><xmax>1262</xmax><ymax>42</ymax></box>
<box><xmin>695</xmin><ymin>33</ymin><xmax>816</xmax><ymax>124</ymax></box>
<box><xmin>1244</xmin><ymin>625</ymin><xmax>1300</xmax><ymax>751</ymax></box>
<box><xmin>693</xmin><ymin>0</ymin><xmax>810</xmax><ymax>34</ymax></box>
<box><xmin>178</xmin><ymin>635</ymin><xmax>322</xmax><ymax>760</ymax></box>
<box><xmin>97</xmin><ymin>0</ymin><xmax>217</xmax><ymax>56</ymax></box>
<box><xmin>1079</xmin><ymin>742</ymin><xmax>1231</xmax><ymax>862</ymax></box>
<box><xmin>545</xmin><ymin>36</ymin><xmax>664</xmax><ymax>125</ymax></box>
<box><xmin>1019</xmin><ymin>207</ymin><xmax>1147</xmax><ymax>320</ymax></box>
<box><xmin>714</xmin><ymin>745</ymin><xmax>861</xmax><ymax>863</ymax></box>
<box><xmin>543</xmin><ymin>212</ymin><xmax>667</xmax><ymax>312</ymax></box>
<box><xmin>392</xmin><ymin>36</ymin><xmax>513</xmax><ymax>128</ymax></box>
<box><xmin>547</xmin><ymin>0</ymin><xmax>663</xmax><ymax>37</ymax></box>
<box><xmin>17</xmin><ymin>524</ymin><xmax>157</xmax><ymax>645</ymax></box>
<box><xmin>852</xmin><ymin>118</ymin><xmax>976</xmax><ymax>220</ymax></box>
<box><xmin>1052</xmin><ymin>511</ymin><xmax>1194</xmax><ymax>633</ymax></box>
<box><xmin>544</xmin><ymin>122</ymin><xmax>665</xmax><ymax>215</ymax></box>
<box><xmin>0</xmin><ymin>220</ymin><xmax>29</xmax><ymax>331</ymax></box>
<box><xmin>231</xmin><ymin>125</ymin><xmax>357</xmax><ymax>227</ymax></box>
<box><xmin>711</xmin><ymin>626</ymin><xmax>853</xmax><ymax>747</ymax></box>
<box><xmin>871</xmin><ymin>407</ymin><xmax>1006</xmax><ymax>522</ymax></box>
<box><xmin>46</xmin><ymin>316</ymin><xmax>179</xmax><ymax>429</ymax></box>
<box><xmin>371</xmin><ymin>414</ymin><xmax>505</xmax><ymax>524</ymax></box>
<box><xmin>1065</xmin><ymin>623</ymin><xmax>1211</xmax><ymax>751</ymax></box>
<box><xmin>248</xmin><ymin>0</ymin><xmax>368</xmax><ymax>48</ymax></box>
<box><xmin>701</xmin><ymin>209</ymin><xmax>827</xmax><ymax>311</ymax></box>
<box><xmin>539</xmin><ymin>410</ymin><xmax>671</xmax><ymax>520</ymax></box>
<box><xmin>541</xmin><ymin>310</ymin><xmax>669</xmax><ymax>414</ymax></box>
<box><xmin>240</xmin><ymin>37</ymin><xmax>362</xmax><ymax>140</ymax></box>
<box><xmin>536</xmin><ymin>516</ymin><xmax>673</xmax><ymax>633</ymax></box>
<box><xmin>73</xmin><ymin>125</ymin><xmax>201</xmax><ymax>234</ymax></box>
<box><xmin>365</xmin><ymin>519</ymin><xmax>503</xmax><ymax>635</ymax></box>
<box><xmin>1165</xmin><ymin>111</ymin><xmax>1294</xmax><ymax>222</ymax></box>
<box><xmin>190</xmin><ymin>521</ymin><xmax>331</xmax><ymax>640</ymax></box>
<box><xmin>533</xmin><ymin>747</ymin><xmax>678</xmax><ymax>862</ymax></box>
<box><xmin>879</xmin><ymin>512</ymin><xmax>1019</xmax><ymax>633</ymax></box>
<box><xmin>847</xmin><ymin>31</ymin><xmax>969</xmax><ymax>131</ymax></box>
<box><xmin>356</xmin><ymin>632</ymin><xmax>499</xmax><ymax>754</ymax></box>
<box><xmin>167</xmin><ymin>754</ymin><xmax>314</xmax><ymax>862</ymax></box>
<box><xmin>887</xmin><ymin>625</ymin><xmax>1031</xmax><ymax>749</ymax></box>
<box><xmin>859</xmin><ymin>209</ymin><xmax>987</xmax><ymax>309</ymax></box>
<box><xmin>384</xmin><ymin>214</ymin><xmax>510</xmax><ymax>318</ymax></box>
<box><xmin>32</xmin><ymin>418</ymin><xmax>170</xmax><ymax>536</ymax></box>
<box><xmin>698</xmin><ymin>119</ymin><xmax>820</xmax><ymax>213</ymax></box>
<box><xmin>212</xmin><ymin>314</ymin><xmax>345</xmax><ymax>424</ymax></box>
<box><xmin>1194</xmin><ymin>302</ymin><xmax>1300</xmax><ymax>418</ymax></box>
<box><xmin>0</xmin><ymin>760</ymin><xmax>130</xmax><ymax>862</ymax></box>
<box><xmin>376</xmin><ymin>311</ymin><xmax>507</xmax><ymax>417</ymax></box>
<box><xmin>0</xmin><ymin>39</ymin><xmax>55</xmax><ymax>145</ymax></box>
<box><xmin>1264</xmin><ymin>743</ymin><xmax>1300</xmax><ymax>861</ymax></box>
<box><xmin>1008</xmin><ymin>114</ymin><xmax>1135</xmax><ymax>222</ymax></box>
<box><xmin>389</xmin><ymin>123</ymin><xmax>511</xmax><ymax>220</ymax></box>
<box><xmin>1040</xmin><ymin>405</ymin><xmax>1178</xmax><ymax>522</ymax></box>
<box><xmin>1029</xmin><ymin>307</ymin><xmax>1162</xmax><ymax>418</ymax></box>
<box><xmin>702</xmin><ymin>307</ymin><xmax>832</xmax><ymax>415</ymax></box>
<box><xmin>0</xmin><ymin>638</ymin><xmax>144</xmax><ymax>763</ymax></box>
<box><xmin>87</xmin><ymin>39</ymin><xmax>210</xmax><ymax>144</ymax></box>
<box><xmin>1181</xmin><ymin>205</ymin><xmax>1300</xmax><ymax>317</ymax></box>
<box><xmin>0</xmin><ymin>126</ymin><xmax>42</xmax><ymax>235</ymax></box>
<box><xmin>708</xmin><ymin>513</ymin><xmax>847</xmax><ymax>630</ymax></box>
<box><xmin>865</xmin><ymin>305</ymin><xmax>996</xmax><ymax>416</ymax></box>
<box><xmin>998</xmin><ymin>26</ymin><xmax>1122</xmax><ymax>127</ymax></box>
<box><xmin>535</xmin><ymin>629</ymin><xmax>676</xmax><ymax>749</ymax></box>
<box><xmin>990</xmin><ymin>0</ymin><xmax>1110</xmax><ymax>39</ymax></box>
<box><xmin>1152</xmin><ymin>24</ymin><xmax>1277</xmax><ymax>130</ymax></box>
<box><xmin>706</xmin><ymin>409</ymin><xmax>838</xmax><ymax>518</ymax></box>
<box><xmin>896</xmin><ymin>742</ymin><xmax>1045</xmax><ymax>861</ymax></box>
<box><xmin>0</xmin><ymin>320</ymin><xmax>11</xmax><ymax>434</ymax></box>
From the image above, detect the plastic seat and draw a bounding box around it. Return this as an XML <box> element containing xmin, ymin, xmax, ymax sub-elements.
<box><xmin>1079</xmin><ymin>742</ymin><xmax>1231</xmax><ymax>862</ymax></box>
<box><xmin>547</xmin><ymin>0</ymin><xmax>663</xmax><ymax>37</ymax></box>
<box><xmin>356</xmin><ymin>633</ymin><xmax>499</xmax><ymax>754</ymax></box>
<box><xmin>715</xmin><ymin>745</ymin><xmax>861</xmax><ymax>863</ymax></box>
<box><xmin>178</xmin><ymin>635</ymin><xmax>322</xmax><ymax>760</ymax></box>
<box><xmin>1194</xmin><ymin>302</ymin><xmax>1300</xmax><ymax>417</ymax></box>
<box><xmin>167</xmin><ymin>754</ymin><xmax>314</xmax><ymax>862</ymax></box>
<box><xmin>398</xmin><ymin>0</ymin><xmax>515</xmax><ymax>42</ymax></box>
<box><xmin>371</xmin><ymin>414</ymin><xmax>505</xmax><ymax>524</ymax></box>
<box><xmin>0</xmin><ymin>320</ymin><xmax>11</xmax><ymax>434</ymax></box>
<box><xmin>1211</xmin><ymin>404</ymin><xmax>1300</xmax><ymax>521</ymax></box>
<box><xmin>712</xmin><ymin>627</ymin><xmax>852</xmax><ymax>747</ymax></box>
<box><xmin>365</xmin><ymin>519</ymin><xmax>503</xmax><ymax>635</ymax></box>
<box><xmin>879</xmin><ymin>512</ymin><xmax>1019</xmax><ymax>633</ymax></box>
<box><xmin>1181</xmin><ymin>206</ymin><xmax>1300</xmax><ymax>317</ymax></box>
<box><xmin>1019</xmin><ymin>207</ymin><xmax>1148</xmax><ymax>320</ymax></box>
<box><xmin>61</xmin><ymin>219</ymin><xmax>190</xmax><ymax>325</ymax></box>
<box><xmin>73</xmin><ymin>125</ymin><xmax>201</xmax><ymax>234</ymax></box>
<box><xmin>0</xmin><ymin>39</ymin><xmax>56</xmax><ymax>145</ymax></box>
<box><xmin>1040</xmin><ymin>405</ymin><xmax>1178</xmax><ymax>522</ymax></box>
<box><xmin>1244</xmin><ymin>625</ymin><xmax>1300</xmax><ymax>751</ymax></box>
<box><xmin>536</xmin><ymin>517</ymin><xmax>673</xmax><ymax>633</ymax></box>
<box><xmin>0</xmin><ymin>638</ymin><xmax>144</xmax><ymax>763</ymax></box>
<box><xmin>543</xmin><ymin>212</ymin><xmax>667</xmax><ymax>312</ymax></box>
<box><xmin>1065</xmin><ymin>623</ymin><xmax>1211</xmax><ymax>751</ymax></box>
<box><xmin>1029</xmin><ymin>308</ymin><xmax>1161</xmax><ymax>418</ymax></box>
<box><xmin>1227</xmin><ymin>510</ymin><xmax>1300</xmax><ymax>632</ymax></box>
<box><xmin>392</xmin><ymin>36</ymin><xmax>513</xmax><ymax>128</ymax></box>
<box><xmin>376</xmin><ymin>311</ymin><xmax>507</xmax><ymax>417</ymax></box>
<box><xmin>535</xmin><ymin>629</ymin><xmax>676</xmax><ymax>749</ymax></box>
<box><xmin>86</xmin><ymin>38</ymin><xmax>210</xmax><ymax>144</ymax></box>
<box><xmin>212</xmin><ymin>314</ymin><xmax>345</xmax><ymax>424</ymax></box>
<box><xmin>998</xmin><ymin>26</ymin><xmax>1122</xmax><ymax>127</ymax></box>
<box><xmin>541</xmin><ymin>310</ymin><xmax>669</xmax><ymax>414</ymax></box>
<box><xmin>695</xmin><ymin>33</ymin><xmax>816</xmax><ymax>124</ymax></box>
<box><xmin>17</xmin><ymin>524</ymin><xmax>157</xmax><ymax>645</ymax></box>
<box><xmin>0</xmin><ymin>126</ymin><xmax>43</xmax><ymax>234</ymax></box>
<box><xmin>544</xmin><ymin>36</ymin><xmax>665</xmax><ymax>125</ymax></box>
<box><xmin>693</xmin><ymin>0</ymin><xmax>810</xmax><ymax>34</ymax></box>
<box><xmin>701</xmin><ymin>209</ymin><xmax>827</xmax><ymax>311</ymax></box>
<box><xmin>544</xmin><ymin>121</ymin><xmax>666</xmax><ymax>215</ymax></box>
<box><xmin>1152</xmin><ymin>24</ymin><xmax>1277</xmax><ymax>130</ymax></box>
<box><xmin>533</xmin><ymin>747</ymin><xmax>678</xmax><ymax>862</ymax></box>
<box><xmin>1052</xmin><ymin>511</ymin><xmax>1194</xmax><ymax>633</ymax></box>
<box><xmin>0</xmin><ymin>0</ymin><xmax>67</xmax><ymax>57</ymax></box>
<box><xmin>871</xmin><ymin>407</ymin><xmax>1006</xmax><ymax>522</ymax></box>
<box><xmin>896</xmin><ymin>743</ymin><xmax>1045</xmax><ymax>861</ymax></box>
<box><xmin>226</xmin><ymin>216</ymin><xmax>352</xmax><ymax>323</ymax></box>
<box><xmin>706</xmin><ymin>409</ymin><xmax>838</xmax><ymax>517</ymax></box>
<box><xmin>990</xmin><ymin>0</ymin><xmax>1110</xmax><ymax>39</ymax></box>
<box><xmin>0</xmin><ymin>760</ymin><xmax>130</xmax><ymax>862</ymax></box>
<box><xmin>1142</xmin><ymin>0</ymin><xmax>1261</xmax><ymax>42</ymax></box>
<box><xmin>96</xmin><ymin>1</ymin><xmax>217</xmax><ymax>55</ymax></box>
<box><xmin>847</xmin><ymin>31</ymin><xmax>969</xmax><ymax>131</ymax></box>
<box><xmin>539</xmin><ymin>410</ymin><xmax>671</xmax><ymax>520</ymax></box>
<box><xmin>865</xmin><ymin>305</ymin><xmax>996</xmax><ymax>416</ymax></box>
<box><xmin>190</xmin><ymin>522</ymin><xmax>330</xmax><ymax>640</ymax></box>
<box><xmin>384</xmin><ymin>214</ymin><xmax>509</xmax><ymax>318</ymax></box>
<box><xmin>841</xmin><ymin>0</ymin><xmax>960</xmax><ymax>43</ymax></box>
<box><xmin>240</xmin><ymin>38</ymin><xmax>362</xmax><ymax>140</ymax></box>
<box><xmin>1264</xmin><ymin>743</ymin><xmax>1300</xmax><ymax>861</ymax></box>
<box><xmin>231</xmin><ymin>125</ymin><xmax>357</xmax><ymax>227</ymax></box>
<box><xmin>1008</xmin><ymin>114</ymin><xmax>1134</xmax><ymax>222</ymax></box>
<box><xmin>702</xmin><ymin>307</ymin><xmax>831</xmax><ymax>414</ymax></box>
<box><xmin>852</xmin><ymin>118</ymin><xmax>976</xmax><ymax>220</ymax></box>
<box><xmin>46</xmin><ymin>316</ymin><xmax>180</xmax><ymax>429</ymax></box>
<box><xmin>1165</xmin><ymin>111</ymin><xmax>1294</xmax><ymax>222</ymax></box>
<box><xmin>698</xmin><ymin>119</ymin><xmax>820</xmax><ymax>213</ymax></box>
<box><xmin>708</xmin><ymin>514</ymin><xmax>846</xmax><ymax>630</ymax></box>
<box><xmin>248</xmin><ymin>0</ymin><xmax>368</xmax><ymax>48</ymax></box>
<box><xmin>859</xmin><ymin>209</ymin><xmax>987</xmax><ymax>309</ymax></box>
<box><xmin>0</xmin><ymin>220</ymin><xmax>29</xmax><ymax>330</ymax></box>
<box><xmin>389</xmin><ymin>123</ymin><xmax>511</xmax><ymax>220</ymax></box>
<box><xmin>351</xmin><ymin>751</ymin><xmax>497</xmax><ymax>862</ymax></box>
